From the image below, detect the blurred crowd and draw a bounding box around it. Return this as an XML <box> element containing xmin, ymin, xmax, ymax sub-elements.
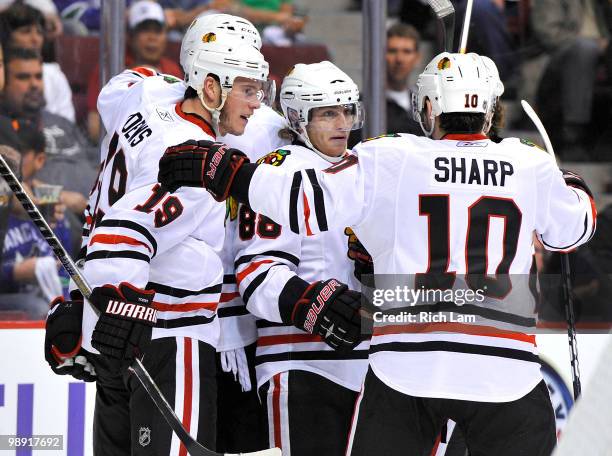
<box><xmin>0</xmin><ymin>0</ymin><xmax>610</xmax><ymax>321</ymax></box>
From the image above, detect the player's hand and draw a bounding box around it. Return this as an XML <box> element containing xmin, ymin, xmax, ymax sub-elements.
<box><xmin>158</xmin><ymin>139</ymin><xmax>249</xmax><ymax>201</ymax></box>
<box><xmin>90</xmin><ymin>283</ymin><xmax>157</xmax><ymax>373</ymax></box>
<box><xmin>291</xmin><ymin>279</ymin><xmax>363</xmax><ymax>353</ymax></box>
<box><xmin>344</xmin><ymin>227</ymin><xmax>373</xmax><ymax>284</ymax></box>
<box><xmin>561</xmin><ymin>169</ymin><xmax>593</xmax><ymax>198</ymax></box>
<box><xmin>45</xmin><ymin>291</ymin><xmax>97</xmax><ymax>382</ymax></box>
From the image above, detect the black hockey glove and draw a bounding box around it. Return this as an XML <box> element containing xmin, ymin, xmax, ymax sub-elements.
<box><xmin>345</xmin><ymin>227</ymin><xmax>374</xmax><ymax>284</ymax></box>
<box><xmin>45</xmin><ymin>291</ymin><xmax>97</xmax><ymax>382</ymax></box>
<box><xmin>289</xmin><ymin>278</ymin><xmax>363</xmax><ymax>353</ymax></box>
<box><xmin>158</xmin><ymin>139</ymin><xmax>249</xmax><ymax>201</ymax></box>
<box><xmin>561</xmin><ymin>169</ymin><xmax>594</xmax><ymax>198</ymax></box>
<box><xmin>90</xmin><ymin>283</ymin><xmax>157</xmax><ymax>373</ymax></box>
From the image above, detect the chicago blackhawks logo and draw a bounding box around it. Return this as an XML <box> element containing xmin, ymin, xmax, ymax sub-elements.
<box><xmin>256</xmin><ymin>149</ymin><xmax>291</xmax><ymax>167</ymax></box>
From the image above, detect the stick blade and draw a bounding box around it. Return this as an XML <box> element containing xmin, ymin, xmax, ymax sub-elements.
<box><xmin>426</xmin><ymin>0</ymin><xmax>455</xmax><ymax>18</ymax></box>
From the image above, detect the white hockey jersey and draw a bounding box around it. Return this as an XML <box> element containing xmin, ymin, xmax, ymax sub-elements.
<box><xmin>243</xmin><ymin>133</ymin><xmax>597</xmax><ymax>402</ymax></box>
<box><xmin>233</xmin><ymin>144</ymin><xmax>370</xmax><ymax>391</ymax></box>
<box><xmin>81</xmin><ymin>68</ymin><xmax>225</xmax><ymax>352</ymax></box>
<box><xmin>215</xmin><ymin>105</ymin><xmax>287</xmax><ymax>351</ymax></box>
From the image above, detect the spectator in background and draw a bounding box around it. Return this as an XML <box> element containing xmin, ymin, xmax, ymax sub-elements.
<box><xmin>348</xmin><ymin>23</ymin><xmax>423</xmax><ymax>147</ymax></box>
<box><xmin>453</xmin><ymin>0</ymin><xmax>516</xmax><ymax>84</ymax></box>
<box><xmin>0</xmin><ymin>125</ymin><xmax>71</xmax><ymax>318</ymax></box>
<box><xmin>1</xmin><ymin>47</ymin><xmax>95</xmax><ymax>212</ymax></box>
<box><xmin>86</xmin><ymin>0</ymin><xmax>182</xmax><ymax>141</ymax></box>
<box><xmin>529</xmin><ymin>0</ymin><xmax>611</xmax><ymax>161</ymax></box>
<box><xmin>385</xmin><ymin>22</ymin><xmax>422</xmax><ymax>135</ymax></box>
<box><xmin>231</xmin><ymin>0</ymin><xmax>306</xmax><ymax>45</ymax></box>
<box><xmin>0</xmin><ymin>1</ymin><xmax>75</xmax><ymax>122</ymax></box>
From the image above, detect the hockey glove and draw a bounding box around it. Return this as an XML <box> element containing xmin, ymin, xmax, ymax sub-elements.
<box><xmin>158</xmin><ymin>139</ymin><xmax>249</xmax><ymax>201</ymax></box>
<box><xmin>90</xmin><ymin>283</ymin><xmax>157</xmax><ymax>373</ymax></box>
<box><xmin>290</xmin><ymin>278</ymin><xmax>363</xmax><ymax>353</ymax></box>
<box><xmin>44</xmin><ymin>291</ymin><xmax>97</xmax><ymax>382</ymax></box>
<box><xmin>561</xmin><ymin>169</ymin><xmax>594</xmax><ymax>198</ymax></box>
<box><xmin>344</xmin><ymin>227</ymin><xmax>374</xmax><ymax>284</ymax></box>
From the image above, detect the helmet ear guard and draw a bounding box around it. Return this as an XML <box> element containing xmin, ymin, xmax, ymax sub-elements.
<box><xmin>413</xmin><ymin>52</ymin><xmax>504</xmax><ymax>137</ymax></box>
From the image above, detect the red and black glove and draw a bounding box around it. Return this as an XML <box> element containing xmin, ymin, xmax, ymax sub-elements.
<box><xmin>345</xmin><ymin>227</ymin><xmax>373</xmax><ymax>284</ymax></box>
<box><xmin>284</xmin><ymin>278</ymin><xmax>363</xmax><ymax>353</ymax></box>
<box><xmin>44</xmin><ymin>290</ymin><xmax>97</xmax><ymax>382</ymax></box>
<box><xmin>158</xmin><ymin>139</ymin><xmax>249</xmax><ymax>201</ymax></box>
<box><xmin>90</xmin><ymin>283</ymin><xmax>156</xmax><ymax>372</ymax></box>
<box><xmin>561</xmin><ymin>169</ymin><xmax>593</xmax><ymax>198</ymax></box>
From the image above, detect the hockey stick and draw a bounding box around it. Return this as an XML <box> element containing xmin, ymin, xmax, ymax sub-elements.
<box><xmin>458</xmin><ymin>0</ymin><xmax>473</xmax><ymax>53</ymax></box>
<box><xmin>0</xmin><ymin>153</ymin><xmax>281</xmax><ymax>456</ymax></box>
<box><xmin>521</xmin><ymin>100</ymin><xmax>582</xmax><ymax>400</ymax></box>
<box><xmin>426</xmin><ymin>0</ymin><xmax>455</xmax><ymax>52</ymax></box>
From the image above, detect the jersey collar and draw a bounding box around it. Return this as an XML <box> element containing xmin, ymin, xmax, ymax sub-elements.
<box><xmin>442</xmin><ymin>133</ymin><xmax>489</xmax><ymax>141</ymax></box>
<box><xmin>175</xmin><ymin>103</ymin><xmax>216</xmax><ymax>139</ymax></box>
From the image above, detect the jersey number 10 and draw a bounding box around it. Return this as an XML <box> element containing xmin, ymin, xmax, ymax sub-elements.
<box><xmin>417</xmin><ymin>194</ymin><xmax>522</xmax><ymax>298</ymax></box>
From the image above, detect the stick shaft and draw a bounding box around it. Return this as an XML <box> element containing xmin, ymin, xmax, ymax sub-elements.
<box><xmin>459</xmin><ymin>0</ymin><xmax>473</xmax><ymax>53</ymax></box>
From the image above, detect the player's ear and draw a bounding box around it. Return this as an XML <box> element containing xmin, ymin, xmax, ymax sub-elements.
<box><xmin>202</xmin><ymin>75</ymin><xmax>222</xmax><ymax>109</ymax></box>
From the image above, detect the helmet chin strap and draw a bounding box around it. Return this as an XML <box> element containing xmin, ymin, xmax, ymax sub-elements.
<box><xmin>198</xmin><ymin>88</ymin><xmax>229</xmax><ymax>136</ymax></box>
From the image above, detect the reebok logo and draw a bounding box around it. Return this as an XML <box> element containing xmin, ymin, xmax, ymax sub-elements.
<box><xmin>206</xmin><ymin>144</ymin><xmax>228</xmax><ymax>180</ymax></box>
<box><xmin>105</xmin><ymin>300</ymin><xmax>157</xmax><ymax>324</ymax></box>
<box><xmin>303</xmin><ymin>280</ymin><xmax>340</xmax><ymax>333</ymax></box>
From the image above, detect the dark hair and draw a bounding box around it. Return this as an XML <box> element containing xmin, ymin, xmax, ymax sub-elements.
<box><xmin>17</xmin><ymin>124</ymin><xmax>45</xmax><ymax>154</ymax></box>
<box><xmin>0</xmin><ymin>1</ymin><xmax>45</xmax><ymax>49</ymax></box>
<box><xmin>3</xmin><ymin>46</ymin><xmax>41</xmax><ymax>81</ymax></box>
<box><xmin>387</xmin><ymin>22</ymin><xmax>420</xmax><ymax>51</ymax></box>
<box><xmin>439</xmin><ymin>112</ymin><xmax>486</xmax><ymax>134</ymax></box>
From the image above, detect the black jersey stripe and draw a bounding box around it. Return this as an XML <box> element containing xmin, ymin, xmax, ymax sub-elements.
<box><xmin>370</xmin><ymin>341</ymin><xmax>540</xmax><ymax>363</ymax></box>
<box><xmin>255</xmin><ymin>349</ymin><xmax>370</xmax><ymax>364</ymax></box>
<box><xmin>234</xmin><ymin>250</ymin><xmax>299</xmax><ymax>269</ymax></box>
<box><xmin>540</xmin><ymin>209</ymin><xmax>589</xmax><ymax>251</ymax></box>
<box><xmin>383</xmin><ymin>303</ymin><xmax>536</xmax><ymax>328</ymax></box>
<box><xmin>223</xmin><ymin>274</ymin><xmax>237</xmax><ymax>284</ymax></box>
<box><xmin>85</xmin><ymin>250</ymin><xmax>150</xmax><ymax>263</ymax></box>
<box><xmin>289</xmin><ymin>171</ymin><xmax>302</xmax><ymax>234</ymax></box>
<box><xmin>242</xmin><ymin>269</ymin><xmax>270</xmax><ymax>304</ymax></box>
<box><xmin>257</xmin><ymin>320</ymin><xmax>289</xmax><ymax>329</ymax></box>
<box><xmin>146</xmin><ymin>282</ymin><xmax>222</xmax><ymax>298</ymax></box>
<box><xmin>98</xmin><ymin>219</ymin><xmax>158</xmax><ymax>256</ymax></box>
<box><xmin>305</xmin><ymin>168</ymin><xmax>328</xmax><ymax>231</ymax></box>
<box><xmin>217</xmin><ymin>305</ymin><xmax>250</xmax><ymax>318</ymax></box>
<box><xmin>155</xmin><ymin>314</ymin><xmax>215</xmax><ymax>328</ymax></box>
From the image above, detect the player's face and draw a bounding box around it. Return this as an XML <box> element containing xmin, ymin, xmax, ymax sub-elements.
<box><xmin>130</xmin><ymin>22</ymin><xmax>167</xmax><ymax>65</ymax></box>
<box><xmin>386</xmin><ymin>36</ymin><xmax>420</xmax><ymax>85</ymax></box>
<box><xmin>219</xmin><ymin>78</ymin><xmax>263</xmax><ymax>135</ymax></box>
<box><xmin>5</xmin><ymin>58</ymin><xmax>44</xmax><ymax>115</ymax></box>
<box><xmin>10</xmin><ymin>24</ymin><xmax>44</xmax><ymax>52</ymax></box>
<box><xmin>306</xmin><ymin>105</ymin><xmax>355</xmax><ymax>157</ymax></box>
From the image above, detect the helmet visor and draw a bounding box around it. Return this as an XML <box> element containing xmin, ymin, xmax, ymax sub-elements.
<box><xmin>228</xmin><ymin>77</ymin><xmax>276</xmax><ymax>106</ymax></box>
<box><xmin>306</xmin><ymin>102</ymin><xmax>364</xmax><ymax>132</ymax></box>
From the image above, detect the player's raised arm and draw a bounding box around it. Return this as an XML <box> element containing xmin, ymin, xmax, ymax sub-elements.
<box><xmin>535</xmin><ymin>160</ymin><xmax>597</xmax><ymax>252</ymax></box>
<box><xmin>158</xmin><ymin>141</ymin><xmax>367</xmax><ymax>235</ymax></box>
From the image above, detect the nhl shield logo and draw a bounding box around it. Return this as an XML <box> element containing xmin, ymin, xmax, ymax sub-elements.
<box><xmin>139</xmin><ymin>427</ymin><xmax>151</xmax><ymax>447</ymax></box>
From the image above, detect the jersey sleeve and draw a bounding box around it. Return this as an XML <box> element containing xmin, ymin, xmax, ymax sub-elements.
<box><xmin>233</xmin><ymin>202</ymin><xmax>302</xmax><ymax>323</ymax></box>
<box><xmin>247</xmin><ymin>154</ymin><xmax>367</xmax><ymax>236</ymax></box>
<box><xmin>535</xmin><ymin>158</ymin><xmax>597</xmax><ymax>252</ymax></box>
<box><xmin>83</xmin><ymin>183</ymin><xmax>217</xmax><ymax>289</ymax></box>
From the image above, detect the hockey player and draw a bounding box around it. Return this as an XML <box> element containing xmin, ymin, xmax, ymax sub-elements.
<box><xmin>229</xmin><ymin>62</ymin><xmax>370</xmax><ymax>455</ymax></box>
<box><xmin>158</xmin><ymin>52</ymin><xmax>597</xmax><ymax>455</ymax></box>
<box><xmin>216</xmin><ymin>104</ymin><xmax>287</xmax><ymax>452</ymax></box>
<box><xmin>44</xmin><ymin>14</ymin><xmax>273</xmax><ymax>455</ymax></box>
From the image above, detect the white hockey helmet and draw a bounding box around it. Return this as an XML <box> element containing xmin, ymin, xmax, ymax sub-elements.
<box><xmin>413</xmin><ymin>52</ymin><xmax>504</xmax><ymax>136</ymax></box>
<box><xmin>180</xmin><ymin>14</ymin><xmax>273</xmax><ymax>130</ymax></box>
<box><xmin>280</xmin><ymin>61</ymin><xmax>363</xmax><ymax>152</ymax></box>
